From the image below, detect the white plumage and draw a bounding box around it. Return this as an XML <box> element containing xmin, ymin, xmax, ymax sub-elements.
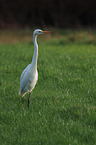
<box><xmin>19</xmin><ymin>64</ymin><xmax>38</xmax><ymax>96</ymax></box>
<box><xmin>19</xmin><ymin>29</ymin><xmax>51</xmax><ymax>108</ymax></box>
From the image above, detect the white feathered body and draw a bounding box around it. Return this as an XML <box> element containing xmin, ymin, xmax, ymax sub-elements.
<box><xmin>19</xmin><ymin>29</ymin><xmax>50</xmax><ymax>100</ymax></box>
<box><xmin>19</xmin><ymin>64</ymin><xmax>38</xmax><ymax>96</ymax></box>
<box><xmin>19</xmin><ymin>30</ymin><xmax>39</xmax><ymax>97</ymax></box>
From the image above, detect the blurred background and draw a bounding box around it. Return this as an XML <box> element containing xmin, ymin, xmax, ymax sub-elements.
<box><xmin>1</xmin><ymin>1</ymin><xmax>96</xmax><ymax>144</ymax></box>
<box><xmin>0</xmin><ymin>0</ymin><xmax>96</xmax><ymax>29</ymax></box>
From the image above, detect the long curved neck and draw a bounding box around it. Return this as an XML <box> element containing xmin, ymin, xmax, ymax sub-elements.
<box><xmin>31</xmin><ymin>34</ymin><xmax>38</xmax><ymax>70</ymax></box>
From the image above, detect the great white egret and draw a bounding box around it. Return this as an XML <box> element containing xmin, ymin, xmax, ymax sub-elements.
<box><xmin>19</xmin><ymin>29</ymin><xmax>51</xmax><ymax>108</ymax></box>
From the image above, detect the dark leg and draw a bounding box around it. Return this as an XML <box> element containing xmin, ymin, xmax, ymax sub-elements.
<box><xmin>28</xmin><ymin>93</ymin><xmax>30</xmax><ymax>108</ymax></box>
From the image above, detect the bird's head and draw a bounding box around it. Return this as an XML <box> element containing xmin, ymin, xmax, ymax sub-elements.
<box><xmin>33</xmin><ymin>29</ymin><xmax>51</xmax><ymax>36</ymax></box>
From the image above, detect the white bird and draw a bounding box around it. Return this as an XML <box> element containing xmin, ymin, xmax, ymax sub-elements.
<box><xmin>19</xmin><ymin>29</ymin><xmax>51</xmax><ymax>108</ymax></box>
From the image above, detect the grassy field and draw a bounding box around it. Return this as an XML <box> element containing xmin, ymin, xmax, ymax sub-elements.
<box><xmin>0</xmin><ymin>29</ymin><xmax>96</xmax><ymax>145</ymax></box>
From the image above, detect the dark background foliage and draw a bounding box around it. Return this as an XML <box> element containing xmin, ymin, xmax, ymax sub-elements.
<box><xmin>0</xmin><ymin>0</ymin><xmax>96</xmax><ymax>29</ymax></box>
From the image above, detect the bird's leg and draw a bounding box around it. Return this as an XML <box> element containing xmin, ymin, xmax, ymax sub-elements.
<box><xmin>28</xmin><ymin>93</ymin><xmax>30</xmax><ymax>108</ymax></box>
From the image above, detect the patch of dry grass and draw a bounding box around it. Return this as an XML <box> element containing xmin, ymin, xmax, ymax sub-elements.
<box><xmin>0</xmin><ymin>29</ymin><xmax>96</xmax><ymax>44</ymax></box>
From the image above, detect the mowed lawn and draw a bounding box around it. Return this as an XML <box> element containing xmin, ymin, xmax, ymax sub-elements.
<box><xmin>0</xmin><ymin>30</ymin><xmax>96</xmax><ymax>145</ymax></box>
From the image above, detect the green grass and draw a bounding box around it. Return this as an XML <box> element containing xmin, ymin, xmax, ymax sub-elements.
<box><xmin>0</xmin><ymin>29</ymin><xmax>96</xmax><ymax>145</ymax></box>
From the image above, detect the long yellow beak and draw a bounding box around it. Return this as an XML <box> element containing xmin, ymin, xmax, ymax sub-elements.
<box><xmin>42</xmin><ymin>31</ymin><xmax>51</xmax><ymax>33</ymax></box>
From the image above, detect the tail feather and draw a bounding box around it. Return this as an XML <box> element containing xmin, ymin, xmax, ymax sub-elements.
<box><xmin>19</xmin><ymin>89</ymin><xmax>27</xmax><ymax>97</ymax></box>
